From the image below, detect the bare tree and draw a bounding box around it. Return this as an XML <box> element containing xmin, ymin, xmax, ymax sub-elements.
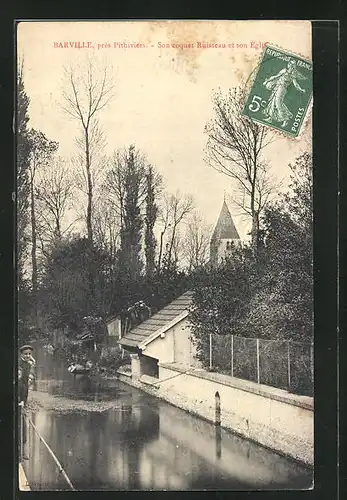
<box><xmin>204</xmin><ymin>87</ymin><xmax>276</xmax><ymax>254</ymax></box>
<box><xmin>144</xmin><ymin>165</ymin><xmax>162</xmax><ymax>277</ymax></box>
<box><xmin>171</xmin><ymin>229</ymin><xmax>183</xmax><ymax>267</ymax></box>
<box><xmin>158</xmin><ymin>191</ymin><xmax>195</xmax><ymax>271</ymax></box>
<box><xmin>60</xmin><ymin>60</ymin><xmax>114</xmax><ymax>245</ymax></box>
<box><xmin>93</xmin><ymin>189</ymin><xmax>121</xmax><ymax>261</ymax></box>
<box><xmin>27</xmin><ymin>129</ymin><xmax>59</xmax><ymax>324</ymax></box>
<box><xmin>103</xmin><ymin>147</ymin><xmax>155</xmax><ymax>229</ymax></box>
<box><xmin>36</xmin><ymin>157</ymin><xmax>74</xmax><ymax>243</ymax></box>
<box><xmin>183</xmin><ymin>211</ymin><xmax>212</xmax><ymax>270</ymax></box>
<box><xmin>157</xmin><ymin>193</ymin><xmax>171</xmax><ymax>272</ymax></box>
<box><xmin>103</xmin><ymin>149</ymin><xmax>131</xmax><ymax>231</ymax></box>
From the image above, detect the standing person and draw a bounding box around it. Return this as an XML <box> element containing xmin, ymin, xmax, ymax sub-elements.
<box><xmin>18</xmin><ymin>345</ymin><xmax>36</xmax><ymax>461</ymax></box>
<box><xmin>18</xmin><ymin>345</ymin><xmax>36</xmax><ymax>406</ymax></box>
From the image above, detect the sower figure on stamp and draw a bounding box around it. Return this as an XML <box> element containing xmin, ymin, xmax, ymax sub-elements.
<box><xmin>262</xmin><ymin>59</ymin><xmax>306</xmax><ymax>127</ymax></box>
<box><xmin>18</xmin><ymin>345</ymin><xmax>36</xmax><ymax>460</ymax></box>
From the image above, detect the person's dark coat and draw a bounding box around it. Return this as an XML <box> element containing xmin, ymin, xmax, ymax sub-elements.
<box><xmin>18</xmin><ymin>359</ymin><xmax>34</xmax><ymax>405</ymax></box>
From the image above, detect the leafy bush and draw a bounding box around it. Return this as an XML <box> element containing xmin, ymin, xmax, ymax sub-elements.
<box><xmin>99</xmin><ymin>346</ymin><xmax>130</xmax><ymax>374</ymax></box>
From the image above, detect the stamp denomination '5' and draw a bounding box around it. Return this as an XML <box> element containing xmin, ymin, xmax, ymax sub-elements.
<box><xmin>243</xmin><ymin>45</ymin><xmax>312</xmax><ymax>138</ymax></box>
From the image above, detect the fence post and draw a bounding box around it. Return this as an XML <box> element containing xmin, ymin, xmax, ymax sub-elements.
<box><xmin>256</xmin><ymin>338</ymin><xmax>260</xmax><ymax>384</ymax></box>
<box><xmin>209</xmin><ymin>333</ymin><xmax>213</xmax><ymax>370</ymax></box>
<box><xmin>231</xmin><ymin>334</ymin><xmax>234</xmax><ymax>377</ymax></box>
<box><xmin>287</xmin><ymin>341</ymin><xmax>291</xmax><ymax>391</ymax></box>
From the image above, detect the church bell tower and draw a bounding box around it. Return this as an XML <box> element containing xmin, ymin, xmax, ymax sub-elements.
<box><xmin>210</xmin><ymin>198</ymin><xmax>240</xmax><ymax>266</ymax></box>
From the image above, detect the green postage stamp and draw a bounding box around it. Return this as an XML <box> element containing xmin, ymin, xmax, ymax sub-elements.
<box><xmin>243</xmin><ymin>45</ymin><xmax>313</xmax><ymax>138</ymax></box>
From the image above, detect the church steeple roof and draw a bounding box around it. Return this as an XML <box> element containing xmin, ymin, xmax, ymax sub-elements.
<box><xmin>211</xmin><ymin>200</ymin><xmax>240</xmax><ymax>241</ymax></box>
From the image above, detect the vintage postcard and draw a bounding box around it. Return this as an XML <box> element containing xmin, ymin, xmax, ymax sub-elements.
<box><xmin>16</xmin><ymin>20</ymin><xmax>313</xmax><ymax>491</ymax></box>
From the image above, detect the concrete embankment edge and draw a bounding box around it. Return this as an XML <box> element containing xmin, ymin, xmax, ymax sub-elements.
<box><xmin>114</xmin><ymin>369</ymin><xmax>314</xmax><ymax>468</ymax></box>
<box><xmin>19</xmin><ymin>463</ymin><xmax>30</xmax><ymax>491</ymax></box>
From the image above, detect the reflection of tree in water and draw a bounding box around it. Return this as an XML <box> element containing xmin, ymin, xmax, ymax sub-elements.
<box><xmin>80</xmin><ymin>375</ymin><xmax>92</xmax><ymax>394</ymax></box>
<box><xmin>215</xmin><ymin>425</ymin><xmax>222</xmax><ymax>459</ymax></box>
<box><xmin>88</xmin><ymin>412</ymin><xmax>99</xmax><ymax>486</ymax></box>
<box><xmin>120</xmin><ymin>400</ymin><xmax>160</xmax><ymax>489</ymax></box>
<box><xmin>34</xmin><ymin>342</ymin><xmax>77</xmax><ymax>395</ymax></box>
<box><xmin>121</xmin><ymin>400</ymin><xmax>160</xmax><ymax>441</ymax></box>
<box><xmin>70</xmin><ymin>374</ymin><xmax>94</xmax><ymax>399</ymax></box>
<box><xmin>127</xmin><ymin>441</ymin><xmax>141</xmax><ymax>489</ymax></box>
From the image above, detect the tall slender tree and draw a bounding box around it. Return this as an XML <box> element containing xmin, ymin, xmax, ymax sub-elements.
<box><xmin>104</xmin><ymin>149</ymin><xmax>129</xmax><ymax>232</ymax></box>
<box><xmin>27</xmin><ymin>129</ymin><xmax>58</xmax><ymax>325</ymax></box>
<box><xmin>36</xmin><ymin>157</ymin><xmax>74</xmax><ymax>243</ymax></box>
<box><xmin>144</xmin><ymin>165</ymin><xmax>161</xmax><ymax>277</ymax></box>
<box><xmin>119</xmin><ymin>145</ymin><xmax>144</xmax><ymax>281</ymax></box>
<box><xmin>60</xmin><ymin>61</ymin><xmax>114</xmax><ymax>245</ymax></box>
<box><xmin>183</xmin><ymin>211</ymin><xmax>212</xmax><ymax>270</ymax></box>
<box><xmin>60</xmin><ymin>61</ymin><xmax>113</xmax><ymax>312</ymax></box>
<box><xmin>16</xmin><ymin>68</ymin><xmax>31</xmax><ymax>289</ymax></box>
<box><xmin>158</xmin><ymin>191</ymin><xmax>194</xmax><ymax>272</ymax></box>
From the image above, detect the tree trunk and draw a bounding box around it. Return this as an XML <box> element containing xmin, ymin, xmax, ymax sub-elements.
<box><xmin>250</xmin><ymin>169</ymin><xmax>259</xmax><ymax>257</ymax></box>
<box><xmin>251</xmin><ymin>212</ymin><xmax>259</xmax><ymax>257</ymax></box>
<box><xmin>30</xmin><ymin>180</ymin><xmax>38</xmax><ymax>326</ymax></box>
<box><xmin>84</xmin><ymin>127</ymin><xmax>96</xmax><ymax>310</ymax></box>
<box><xmin>55</xmin><ymin>215</ymin><xmax>61</xmax><ymax>239</ymax></box>
<box><xmin>167</xmin><ymin>225</ymin><xmax>177</xmax><ymax>270</ymax></box>
<box><xmin>85</xmin><ymin>128</ymin><xmax>93</xmax><ymax>245</ymax></box>
<box><xmin>157</xmin><ymin>230</ymin><xmax>165</xmax><ymax>273</ymax></box>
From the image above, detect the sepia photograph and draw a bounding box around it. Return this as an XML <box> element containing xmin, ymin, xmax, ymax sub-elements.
<box><xmin>16</xmin><ymin>20</ymin><xmax>313</xmax><ymax>491</ymax></box>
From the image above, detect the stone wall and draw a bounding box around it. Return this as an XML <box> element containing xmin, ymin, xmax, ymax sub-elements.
<box><xmin>118</xmin><ymin>361</ymin><xmax>314</xmax><ymax>466</ymax></box>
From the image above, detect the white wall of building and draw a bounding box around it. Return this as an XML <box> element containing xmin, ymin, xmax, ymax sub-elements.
<box><xmin>141</xmin><ymin>318</ymin><xmax>200</xmax><ymax>367</ymax></box>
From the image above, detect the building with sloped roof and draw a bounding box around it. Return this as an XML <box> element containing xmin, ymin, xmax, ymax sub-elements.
<box><xmin>118</xmin><ymin>291</ymin><xmax>200</xmax><ymax>379</ymax></box>
<box><xmin>116</xmin><ymin>199</ymin><xmax>241</xmax><ymax>380</ymax></box>
<box><xmin>210</xmin><ymin>200</ymin><xmax>241</xmax><ymax>266</ymax></box>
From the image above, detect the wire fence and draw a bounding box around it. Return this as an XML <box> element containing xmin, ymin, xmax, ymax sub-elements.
<box><xmin>204</xmin><ymin>334</ymin><xmax>313</xmax><ymax>397</ymax></box>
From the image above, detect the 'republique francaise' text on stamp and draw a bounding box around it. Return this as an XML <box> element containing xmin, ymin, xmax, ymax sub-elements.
<box><xmin>242</xmin><ymin>45</ymin><xmax>312</xmax><ymax>138</ymax></box>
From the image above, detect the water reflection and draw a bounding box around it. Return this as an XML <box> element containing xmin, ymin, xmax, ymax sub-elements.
<box><xmin>215</xmin><ymin>425</ymin><xmax>222</xmax><ymax>460</ymax></box>
<box><xmin>26</xmin><ymin>394</ymin><xmax>160</xmax><ymax>490</ymax></box>
<box><xmin>24</xmin><ymin>343</ymin><xmax>313</xmax><ymax>490</ymax></box>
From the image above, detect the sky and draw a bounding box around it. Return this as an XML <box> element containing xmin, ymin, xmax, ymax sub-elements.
<box><xmin>17</xmin><ymin>20</ymin><xmax>312</xmax><ymax>239</ymax></box>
